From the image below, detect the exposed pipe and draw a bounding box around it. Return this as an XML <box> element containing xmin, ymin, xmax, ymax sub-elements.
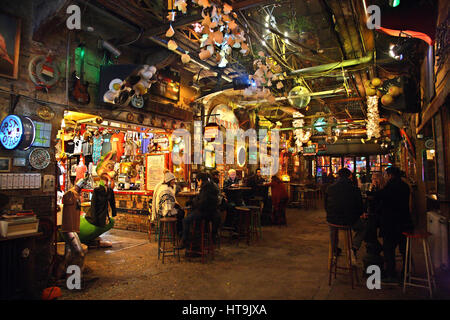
<box><xmin>238</xmin><ymin>88</ymin><xmax>347</xmax><ymax>105</ymax></box>
<box><xmin>285</xmin><ymin>53</ymin><xmax>373</xmax><ymax>76</ymax></box>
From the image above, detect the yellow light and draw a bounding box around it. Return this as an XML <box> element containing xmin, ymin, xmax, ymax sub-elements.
<box><xmin>281</xmin><ymin>174</ymin><xmax>290</xmax><ymax>182</ymax></box>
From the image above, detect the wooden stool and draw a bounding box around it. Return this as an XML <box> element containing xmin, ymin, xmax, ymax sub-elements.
<box><xmin>246</xmin><ymin>204</ymin><xmax>263</xmax><ymax>241</ymax></box>
<box><xmin>327</xmin><ymin>223</ymin><xmax>358</xmax><ymax>289</ymax></box>
<box><xmin>234</xmin><ymin>207</ymin><xmax>251</xmax><ymax>246</ymax></box>
<box><xmin>187</xmin><ymin>219</ymin><xmax>214</xmax><ymax>264</ymax></box>
<box><xmin>403</xmin><ymin>231</ymin><xmax>436</xmax><ymax>298</ymax></box>
<box><xmin>148</xmin><ymin>215</ymin><xmax>161</xmax><ymax>243</ymax></box>
<box><xmin>157</xmin><ymin>217</ymin><xmax>180</xmax><ymax>264</ymax></box>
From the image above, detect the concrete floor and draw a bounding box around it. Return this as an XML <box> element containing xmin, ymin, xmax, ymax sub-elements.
<box><xmin>59</xmin><ymin>206</ymin><xmax>450</xmax><ymax>300</ymax></box>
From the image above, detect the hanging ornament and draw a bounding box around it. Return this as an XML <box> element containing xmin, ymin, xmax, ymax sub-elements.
<box><xmin>292</xmin><ymin>112</ymin><xmax>311</xmax><ymax>147</ymax></box>
<box><xmin>166</xmin><ymin>25</ymin><xmax>175</xmax><ymax>37</ymax></box>
<box><xmin>181</xmin><ymin>53</ymin><xmax>191</xmax><ymax>64</ymax></box>
<box><xmin>168</xmin><ymin>40</ymin><xmax>178</xmax><ymax>50</ymax></box>
<box><xmin>366</xmin><ymin>95</ymin><xmax>381</xmax><ymax>140</ymax></box>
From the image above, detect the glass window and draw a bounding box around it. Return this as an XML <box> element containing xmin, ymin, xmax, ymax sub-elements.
<box><xmin>343</xmin><ymin>157</ymin><xmax>354</xmax><ymax>172</ymax></box>
<box><xmin>317</xmin><ymin>156</ymin><xmax>330</xmax><ymax>166</ymax></box>
<box><xmin>369</xmin><ymin>155</ymin><xmax>380</xmax><ymax>172</ymax></box>
<box><xmin>380</xmin><ymin>154</ymin><xmax>391</xmax><ymax>166</ymax></box>
<box><xmin>356</xmin><ymin>157</ymin><xmax>366</xmax><ymax>173</ymax></box>
<box><xmin>331</xmin><ymin>157</ymin><xmax>342</xmax><ymax>174</ymax></box>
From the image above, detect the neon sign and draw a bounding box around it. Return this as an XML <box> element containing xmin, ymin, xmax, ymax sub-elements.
<box><xmin>0</xmin><ymin>115</ymin><xmax>36</xmax><ymax>150</ymax></box>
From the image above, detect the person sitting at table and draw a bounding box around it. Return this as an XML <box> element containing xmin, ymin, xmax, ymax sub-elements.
<box><xmin>210</xmin><ymin>170</ymin><xmax>227</xmax><ymax>211</ymax></box>
<box><xmin>223</xmin><ymin>169</ymin><xmax>240</xmax><ymax>189</ymax></box>
<box><xmin>248</xmin><ymin>168</ymin><xmax>265</xmax><ymax>188</ymax></box>
<box><xmin>223</xmin><ymin>169</ymin><xmax>244</xmax><ymax>205</ymax></box>
<box><xmin>153</xmin><ymin>171</ymin><xmax>184</xmax><ymax>236</ymax></box>
<box><xmin>269</xmin><ymin>175</ymin><xmax>289</xmax><ymax>225</ymax></box>
<box><xmin>179</xmin><ymin>172</ymin><xmax>220</xmax><ymax>248</ymax></box>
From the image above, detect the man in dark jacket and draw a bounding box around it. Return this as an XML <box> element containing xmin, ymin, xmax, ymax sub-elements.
<box><xmin>86</xmin><ymin>175</ymin><xmax>117</xmax><ymax>227</ymax></box>
<box><xmin>180</xmin><ymin>172</ymin><xmax>220</xmax><ymax>248</ymax></box>
<box><xmin>376</xmin><ymin>166</ymin><xmax>413</xmax><ymax>283</ymax></box>
<box><xmin>325</xmin><ymin>168</ymin><xmax>364</xmax><ymax>259</ymax></box>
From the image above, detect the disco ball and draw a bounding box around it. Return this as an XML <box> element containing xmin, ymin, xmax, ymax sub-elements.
<box><xmin>288</xmin><ymin>86</ymin><xmax>311</xmax><ymax>109</ymax></box>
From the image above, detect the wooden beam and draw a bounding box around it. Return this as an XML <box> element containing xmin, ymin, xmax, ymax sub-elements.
<box><xmin>143</xmin><ymin>13</ymin><xmax>203</xmax><ymax>38</ymax></box>
<box><xmin>32</xmin><ymin>0</ymin><xmax>70</xmax><ymax>42</ymax></box>
<box><xmin>324</xmin><ymin>97</ymin><xmax>363</xmax><ymax>104</ymax></box>
<box><xmin>232</xmin><ymin>0</ymin><xmax>274</xmax><ymax>10</ymax></box>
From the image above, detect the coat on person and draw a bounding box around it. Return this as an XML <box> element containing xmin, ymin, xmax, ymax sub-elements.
<box><xmin>191</xmin><ymin>180</ymin><xmax>219</xmax><ymax>219</ymax></box>
<box><xmin>62</xmin><ymin>187</ymin><xmax>82</xmax><ymax>233</ymax></box>
<box><xmin>269</xmin><ymin>176</ymin><xmax>289</xmax><ymax>225</ymax></box>
<box><xmin>375</xmin><ymin>176</ymin><xmax>413</xmax><ymax>236</ymax></box>
<box><xmin>325</xmin><ymin>176</ymin><xmax>363</xmax><ymax>226</ymax></box>
<box><xmin>86</xmin><ymin>184</ymin><xmax>117</xmax><ymax>227</ymax></box>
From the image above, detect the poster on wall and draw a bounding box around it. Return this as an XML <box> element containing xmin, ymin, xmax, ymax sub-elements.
<box><xmin>146</xmin><ymin>154</ymin><xmax>165</xmax><ymax>191</ymax></box>
<box><xmin>32</xmin><ymin>121</ymin><xmax>52</xmax><ymax>148</ymax></box>
<box><xmin>0</xmin><ymin>12</ymin><xmax>21</xmax><ymax>79</ymax></box>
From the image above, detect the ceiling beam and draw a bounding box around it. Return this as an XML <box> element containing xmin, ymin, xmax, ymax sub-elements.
<box><xmin>142</xmin><ymin>13</ymin><xmax>203</xmax><ymax>38</ymax></box>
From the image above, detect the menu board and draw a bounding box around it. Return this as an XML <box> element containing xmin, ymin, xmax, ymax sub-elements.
<box><xmin>146</xmin><ymin>154</ymin><xmax>165</xmax><ymax>191</ymax></box>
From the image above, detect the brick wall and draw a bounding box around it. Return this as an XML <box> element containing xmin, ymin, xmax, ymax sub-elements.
<box><xmin>114</xmin><ymin>213</ymin><xmax>149</xmax><ymax>233</ymax></box>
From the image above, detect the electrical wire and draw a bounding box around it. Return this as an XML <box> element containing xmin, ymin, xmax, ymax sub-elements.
<box><xmin>117</xmin><ymin>29</ymin><xmax>144</xmax><ymax>48</ymax></box>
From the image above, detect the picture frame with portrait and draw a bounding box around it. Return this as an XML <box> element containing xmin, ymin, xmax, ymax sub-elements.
<box><xmin>0</xmin><ymin>12</ymin><xmax>21</xmax><ymax>79</ymax></box>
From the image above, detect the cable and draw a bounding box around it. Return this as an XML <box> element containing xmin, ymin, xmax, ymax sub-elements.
<box><xmin>117</xmin><ymin>29</ymin><xmax>144</xmax><ymax>48</ymax></box>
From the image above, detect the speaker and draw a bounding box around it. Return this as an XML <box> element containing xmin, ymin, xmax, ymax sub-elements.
<box><xmin>97</xmin><ymin>64</ymin><xmax>139</xmax><ymax>105</ymax></box>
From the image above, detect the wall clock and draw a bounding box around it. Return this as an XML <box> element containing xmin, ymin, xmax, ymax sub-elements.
<box><xmin>29</xmin><ymin>148</ymin><xmax>51</xmax><ymax>170</ymax></box>
<box><xmin>0</xmin><ymin>115</ymin><xmax>35</xmax><ymax>150</ymax></box>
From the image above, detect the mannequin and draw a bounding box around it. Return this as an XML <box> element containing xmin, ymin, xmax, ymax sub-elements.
<box><xmin>57</xmin><ymin>176</ymin><xmax>89</xmax><ymax>279</ymax></box>
<box><xmin>79</xmin><ymin>152</ymin><xmax>117</xmax><ymax>247</ymax></box>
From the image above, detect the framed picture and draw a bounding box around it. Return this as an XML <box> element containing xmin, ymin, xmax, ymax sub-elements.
<box><xmin>0</xmin><ymin>157</ymin><xmax>11</xmax><ymax>172</ymax></box>
<box><xmin>0</xmin><ymin>12</ymin><xmax>21</xmax><ymax>79</ymax></box>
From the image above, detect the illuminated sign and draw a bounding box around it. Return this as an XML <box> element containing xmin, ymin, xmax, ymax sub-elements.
<box><xmin>0</xmin><ymin>115</ymin><xmax>35</xmax><ymax>150</ymax></box>
<box><xmin>208</xmin><ymin>104</ymin><xmax>239</xmax><ymax>130</ymax></box>
<box><xmin>302</xmin><ymin>143</ymin><xmax>318</xmax><ymax>156</ymax></box>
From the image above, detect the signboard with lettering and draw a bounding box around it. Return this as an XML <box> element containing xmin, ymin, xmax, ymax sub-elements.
<box><xmin>208</xmin><ymin>104</ymin><xmax>239</xmax><ymax>130</ymax></box>
<box><xmin>0</xmin><ymin>115</ymin><xmax>35</xmax><ymax>150</ymax></box>
<box><xmin>301</xmin><ymin>143</ymin><xmax>318</xmax><ymax>156</ymax></box>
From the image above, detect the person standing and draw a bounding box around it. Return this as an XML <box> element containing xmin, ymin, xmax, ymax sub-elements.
<box><xmin>376</xmin><ymin>166</ymin><xmax>413</xmax><ymax>283</ymax></box>
<box><xmin>325</xmin><ymin>168</ymin><xmax>364</xmax><ymax>261</ymax></box>
<box><xmin>269</xmin><ymin>175</ymin><xmax>289</xmax><ymax>225</ymax></box>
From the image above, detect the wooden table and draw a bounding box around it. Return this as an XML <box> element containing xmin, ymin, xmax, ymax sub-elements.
<box><xmin>177</xmin><ymin>191</ymin><xmax>198</xmax><ymax>208</ymax></box>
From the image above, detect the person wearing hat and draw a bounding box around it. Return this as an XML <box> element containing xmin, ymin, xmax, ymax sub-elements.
<box><xmin>152</xmin><ymin>171</ymin><xmax>184</xmax><ymax>235</ymax></box>
<box><xmin>57</xmin><ymin>175</ymin><xmax>89</xmax><ymax>279</ymax></box>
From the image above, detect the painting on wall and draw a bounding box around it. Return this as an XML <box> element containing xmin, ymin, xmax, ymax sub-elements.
<box><xmin>0</xmin><ymin>12</ymin><xmax>21</xmax><ymax>79</ymax></box>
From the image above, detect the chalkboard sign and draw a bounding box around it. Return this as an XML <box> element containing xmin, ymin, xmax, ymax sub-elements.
<box><xmin>434</xmin><ymin>113</ymin><xmax>446</xmax><ymax>200</ymax></box>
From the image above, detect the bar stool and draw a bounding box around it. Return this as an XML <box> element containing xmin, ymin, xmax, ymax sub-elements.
<box><xmin>187</xmin><ymin>219</ymin><xmax>214</xmax><ymax>264</ymax></box>
<box><xmin>157</xmin><ymin>217</ymin><xmax>180</xmax><ymax>264</ymax></box>
<box><xmin>327</xmin><ymin>223</ymin><xmax>358</xmax><ymax>289</ymax></box>
<box><xmin>402</xmin><ymin>231</ymin><xmax>436</xmax><ymax>298</ymax></box>
<box><xmin>234</xmin><ymin>206</ymin><xmax>251</xmax><ymax>246</ymax></box>
<box><xmin>148</xmin><ymin>214</ymin><xmax>160</xmax><ymax>243</ymax></box>
<box><xmin>246</xmin><ymin>204</ymin><xmax>263</xmax><ymax>241</ymax></box>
